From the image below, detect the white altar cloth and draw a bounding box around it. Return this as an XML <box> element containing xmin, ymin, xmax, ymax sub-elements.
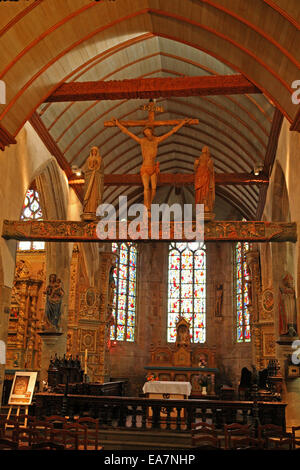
<box><xmin>142</xmin><ymin>380</ymin><xmax>191</xmax><ymax>396</ymax></box>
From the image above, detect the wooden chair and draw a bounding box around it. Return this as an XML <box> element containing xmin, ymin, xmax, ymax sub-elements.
<box><xmin>292</xmin><ymin>426</ymin><xmax>300</xmax><ymax>449</ymax></box>
<box><xmin>50</xmin><ymin>428</ymin><xmax>78</xmax><ymax>450</ymax></box>
<box><xmin>30</xmin><ymin>420</ymin><xmax>54</xmax><ymax>443</ymax></box>
<box><xmin>258</xmin><ymin>424</ymin><xmax>292</xmax><ymax>450</ymax></box>
<box><xmin>0</xmin><ymin>418</ymin><xmax>19</xmax><ymax>442</ymax></box>
<box><xmin>45</xmin><ymin>415</ymin><xmax>68</xmax><ymax>429</ymax></box>
<box><xmin>0</xmin><ymin>438</ymin><xmax>18</xmax><ymax>450</ymax></box>
<box><xmin>30</xmin><ymin>441</ymin><xmax>65</xmax><ymax>451</ymax></box>
<box><xmin>15</xmin><ymin>426</ymin><xmax>38</xmax><ymax>449</ymax></box>
<box><xmin>191</xmin><ymin>421</ymin><xmax>220</xmax><ymax>447</ymax></box>
<box><xmin>77</xmin><ymin>417</ymin><xmax>102</xmax><ymax>450</ymax></box>
<box><xmin>65</xmin><ymin>422</ymin><xmax>88</xmax><ymax>450</ymax></box>
<box><xmin>224</xmin><ymin>423</ymin><xmax>252</xmax><ymax>450</ymax></box>
<box><xmin>191</xmin><ymin>434</ymin><xmax>221</xmax><ymax>449</ymax></box>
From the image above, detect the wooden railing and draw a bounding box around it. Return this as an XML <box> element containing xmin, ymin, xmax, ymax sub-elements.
<box><xmin>34</xmin><ymin>394</ymin><xmax>287</xmax><ymax>432</ymax></box>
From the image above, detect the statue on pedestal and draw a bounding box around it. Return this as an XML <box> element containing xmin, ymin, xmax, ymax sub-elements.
<box><xmin>215</xmin><ymin>283</ymin><xmax>223</xmax><ymax>317</ymax></box>
<box><xmin>279</xmin><ymin>272</ymin><xmax>298</xmax><ymax>337</ymax></box>
<box><xmin>194</xmin><ymin>146</ymin><xmax>215</xmax><ymax>218</ymax></box>
<box><xmin>81</xmin><ymin>146</ymin><xmax>104</xmax><ymax>221</ymax></box>
<box><xmin>44</xmin><ymin>274</ymin><xmax>64</xmax><ymax>331</ymax></box>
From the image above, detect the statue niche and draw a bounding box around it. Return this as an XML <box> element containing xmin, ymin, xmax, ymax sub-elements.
<box><xmin>173</xmin><ymin>318</ymin><xmax>191</xmax><ymax>367</ymax></box>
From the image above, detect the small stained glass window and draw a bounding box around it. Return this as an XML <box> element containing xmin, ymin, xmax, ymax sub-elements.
<box><xmin>110</xmin><ymin>242</ymin><xmax>137</xmax><ymax>342</ymax></box>
<box><xmin>18</xmin><ymin>189</ymin><xmax>45</xmax><ymax>251</ymax></box>
<box><xmin>235</xmin><ymin>242</ymin><xmax>251</xmax><ymax>343</ymax></box>
<box><xmin>167</xmin><ymin>242</ymin><xmax>206</xmax><ymax>343</ymax></box>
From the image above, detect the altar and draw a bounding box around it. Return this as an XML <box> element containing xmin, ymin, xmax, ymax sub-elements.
<box><xmin>143</xmin><ymin>381</ymin><xmax>191</xmax><ymax>422</ymax></box>
<box><xmin>145</xmin><ymin>318</ymin><xmax>218</xmax><ymax>397</ymax></box>
<box><xmin>142</xmin><ymin>380</ymin><xmax>191</xmax><ymax>399</ymax></box>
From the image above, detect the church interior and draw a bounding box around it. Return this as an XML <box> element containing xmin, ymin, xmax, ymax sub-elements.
<box><xmin>0</xmin><ymin>0</ymin><xmax>300</xmax><ymax>451</ymax></box>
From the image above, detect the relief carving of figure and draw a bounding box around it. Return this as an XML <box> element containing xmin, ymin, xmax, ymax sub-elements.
<box><xmin>279</xmin><ymin>273</ymin><xmax>298</xmax><ymax>337</ymax></box>
<box><xmin>44</xmin><ymin>274</ymin><xmax>64</xmax><ymax>330</ymax></box>
<box><xmin>194</xmin><ymin>146</ymin><xmax>215</xmax><ymax>213</ymax></box>
<box><xmin>81</xmin><ymin>146</ymin><xmax>104</xmax><ymax>221</ymax></box>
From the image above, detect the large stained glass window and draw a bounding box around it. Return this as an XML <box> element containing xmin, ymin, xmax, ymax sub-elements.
<box><xmin>18</xmin><ymin>189</ymin><xmax>45</xmax><ymax>251</ymax></box>
<box><xmin>110</xmin><ymin>242</ymin><xmax>137</xmax><ymax>342</ymax></box>
<box><xmin>235</xmin><ymin>242</ymin><xmax>251</xmax><ymax>342</ymax></box>
<box><xmin>167</xmin><ymin>242</ymin><xmax>206</xmax><ymax>343</ymax></box>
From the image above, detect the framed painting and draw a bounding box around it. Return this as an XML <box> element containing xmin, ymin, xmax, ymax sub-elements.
<box><xmin>8</xmin><ymin>371</ymin><xmax>37</xmax><ymax>406</ymax></box>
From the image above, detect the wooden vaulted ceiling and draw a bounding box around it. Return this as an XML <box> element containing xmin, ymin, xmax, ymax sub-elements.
<box><xmin>0</xmin><ymin>0</ymin><xmax>299</xmax><ymax>220</ymax></box>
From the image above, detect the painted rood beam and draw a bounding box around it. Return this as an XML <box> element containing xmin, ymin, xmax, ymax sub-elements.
<box><xmin>2</xmin><ymin>220</ymin><xmax>297</xmax><ymax>243</ymax></box>
<box><xmin>69</xmin><ymin>172</ymin><xmax>269</xmax><ymax>187</ymax></box>
<box><xmin>45</xmin><ymin>74</ymin><xmax>261</xmax><ymax>103</ymax></box>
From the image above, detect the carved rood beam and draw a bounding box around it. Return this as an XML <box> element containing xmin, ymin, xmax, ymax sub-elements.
<box><xmin>69</xmin><ymin>172</ymin><xmax>269</xmax><ymax>187</ymax></box>
<box><xmin>2</xmin><ymin>220</ymin><xmax>297</xmax><ymax>243</ymax></box>
<box><xmin>45</xmin><ymin>74</ymin><xmax>260</xmax><ymax>103</ymax></box>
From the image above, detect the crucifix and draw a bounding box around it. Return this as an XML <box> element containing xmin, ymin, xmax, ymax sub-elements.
<box><xmin>104</xmin><ymin>100</ymin><xmax>199</xmax><ymax>212</ymax></box>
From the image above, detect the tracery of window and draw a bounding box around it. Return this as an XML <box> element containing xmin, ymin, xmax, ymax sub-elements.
<box><xmin>110</xmin><ymin>242</ymin><xmax>137</xmax><ymax>342</ymax></box>
<box><xmin>167</xmin><ymin>242</ymin><xmax>206</xmax><ymax>343</ymax></box>
<box><xmin>235</xmin><ymin>242</ymin><xmax>251</xmax><ymax>343</ymax></box>
<box><xmin>18</xmin><ymin>189</ymin><xmax>45</xmax><ymax>251</ymax></box>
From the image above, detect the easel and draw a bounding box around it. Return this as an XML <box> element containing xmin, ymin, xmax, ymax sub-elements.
<box><xmin>6</xmin><ymin>405</ymin><xmax>29</xmax><ymax>428</ymax></box>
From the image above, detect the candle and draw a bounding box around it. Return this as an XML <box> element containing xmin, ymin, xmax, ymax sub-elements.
<box><xmin>84</xmin><ymin>348</ymin><xmax>88</xmax><ymax>375</ymax></box>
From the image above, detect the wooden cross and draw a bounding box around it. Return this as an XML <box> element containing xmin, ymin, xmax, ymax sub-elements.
<box><xmin>104</xmin><ymin>99</ymin><xmax>199</xmax><ymax>129</ymax></box>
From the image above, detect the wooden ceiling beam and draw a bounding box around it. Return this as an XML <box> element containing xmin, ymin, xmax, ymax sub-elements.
<box><xmin>45</xmin><ymin>74</ymin><xmax>261</xmax><ymax>103</ymax></box>
<box><xmin>69</xmin><ymin>172</ymin><xmax>269</xmax><ymax>187</ymax></box>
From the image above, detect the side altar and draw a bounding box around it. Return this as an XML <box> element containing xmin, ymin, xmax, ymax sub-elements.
<box><xmin>144</xmin><ymin>318</ymin><xmax>218</xmax><ymax>397</ymax></box>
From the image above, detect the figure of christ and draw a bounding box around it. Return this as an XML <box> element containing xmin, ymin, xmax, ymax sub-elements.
<box><xmin>112</xmin><ymin>117</ymin><xmax>193</xmax><ymax>211</ymax></box>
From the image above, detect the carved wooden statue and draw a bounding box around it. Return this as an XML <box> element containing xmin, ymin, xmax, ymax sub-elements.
<box><xmin>175</xmin><ymin>317</ymin><xmax>191</xmax><ymax>348</ymax></box>
<box><xmin>194</xmin><ymin>146</ymin><xmax>215</xmax><ymax>215</ymax></box>
<box><xmin>81</xmin><ymin>146</ymin><xmax>104</xmax><ymax>221</ymax></box>
<box><xmin>279</xmin><ymin>272</ymin><xmax>298</xmax><ymax>337</ymax></box>
<box><xmin>112</xmin><ymin>116</ymin><xmax>194</xmax><ymax>212</ymax></box>
<box><xmin>215</xmin><ymin>283</ymin><xmax>223</xmax><ymax>317</ymax></box>
<box><xmin>44</xmin><ymin>273</ymin><xmax>64</xmax><ymax>331</ymax></box>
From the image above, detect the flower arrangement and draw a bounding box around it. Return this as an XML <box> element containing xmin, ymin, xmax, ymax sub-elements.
<box><xmin>146</xmin><ymin>372</ymin><xmax>159</xmax><ymax>382</ymax></box>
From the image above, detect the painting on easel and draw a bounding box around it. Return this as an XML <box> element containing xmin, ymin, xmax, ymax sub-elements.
<box><xmin>8</xmin><ymin>371</ymin><xmax>37</xmax><ymax>406</ymax></box>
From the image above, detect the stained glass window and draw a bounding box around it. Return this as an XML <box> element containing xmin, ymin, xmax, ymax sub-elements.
<box><xmin>110</xmin><ymin>242</ymin><xmax>137</xmax><ymax>342</ymax></box>
<box><xmin>235</xmin><ymin>242</ymin><xmax>251</xmax><ymax>342</ymax></box>
<box><xmin>18</xmin><ymin>189</ymin><xmax>45</xmax><ymax>251</ymax></box>
<box><xmin>167</xmin><ymin>242</ymin><xmax>206</xmax><ymax>343</ymax></box>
